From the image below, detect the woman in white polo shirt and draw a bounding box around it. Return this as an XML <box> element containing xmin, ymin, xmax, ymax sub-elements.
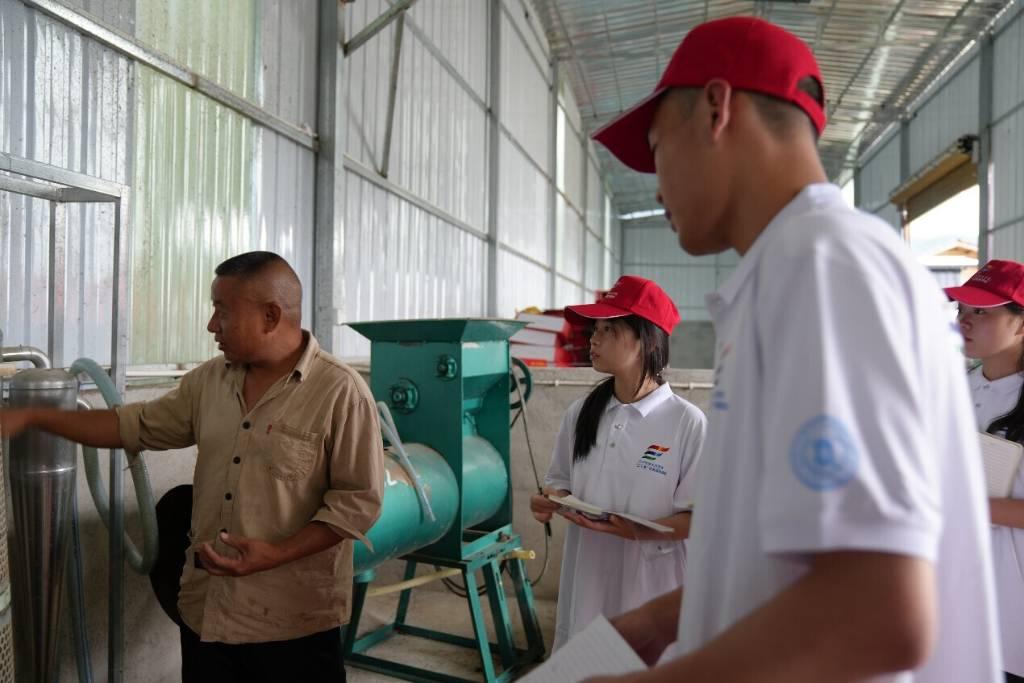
<box><xmin>528</xmin><ymin>275</ymin><xmax>706</xmax><ymax>651</ymax></box>
<box><xmin>947</xmin><ymin>259</ymin><xmax>1024</xmax><ymax>682</ymax></box>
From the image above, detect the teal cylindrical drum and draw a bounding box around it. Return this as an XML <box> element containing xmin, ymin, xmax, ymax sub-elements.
<box><xmin>355</xmin><ymin>444</ymin><xmax>458</xmax><ymax>573</ymax></box>
<box><xmin>461</xmin><ymin>435</ymin><xmax>508</xmax><ymax>528</ymax></box>
<box><xmin>354</xmin><ymin>435</ymin><xmax>509</xmax><ymax>573</ymax></box>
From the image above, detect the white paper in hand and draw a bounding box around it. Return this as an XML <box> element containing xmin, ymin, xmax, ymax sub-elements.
<box><xmin>548</xmin><ymin>494</ymin><xmax>674</xmax><ymax>533</ymax></box>
<box><xmin>520</xmin><ymin>615</ymin><xmax>646</xmax><ymax>683</ymax></box>
<box><xmin>979</xmin><ymin>432</ymin><xmax>1024</xmax><ymax>498</ymax></box>
<box><xmin>549</xmin><ymin>494</ymin><xmax>607</xmax><ymax>518</ymax></box>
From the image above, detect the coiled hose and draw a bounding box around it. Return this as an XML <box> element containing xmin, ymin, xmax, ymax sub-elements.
<box><xmin>72</xmin><ymin>357</ymin><xmax>159</xmax><ymax>574</ymax></box>
<box><xmin>65</xmin><ymin>359</ymin><xmax>159</xmax><ymax>683</ymax></box>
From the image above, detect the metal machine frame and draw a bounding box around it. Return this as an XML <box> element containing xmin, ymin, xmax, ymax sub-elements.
<box><xmin>343</xmin><ymin>319</ymin><xmax>546</xmax><ymax>682</ymax></box>
<box><xmin>344</xmin><ymin>537</ymin><xmax>544</xmax><ymax>683</ymax></box>
<box><xmin>0</xmin><ymin>151</ymin><xmax>131</xmax><ymax>681</ymax></box>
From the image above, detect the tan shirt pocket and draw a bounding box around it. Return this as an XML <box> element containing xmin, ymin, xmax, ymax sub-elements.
<box><xmin>265</xmin><ymin>423</ymin><xmax>319</xmax><ymax>481</ymax></box>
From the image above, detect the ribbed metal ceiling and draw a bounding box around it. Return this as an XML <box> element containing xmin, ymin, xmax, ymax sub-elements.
<box><xmin>530</xmin><ymin>0</ymin><xmax>1012</xmax><ymax>215</ymax></box>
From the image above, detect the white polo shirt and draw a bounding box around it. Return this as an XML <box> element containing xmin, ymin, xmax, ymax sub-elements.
<box><xmin>970</xmin><ymin>365</ymin><xmax>1023</xmax><ymax>434</ymax></box>
<box><xmin>969</xmin><ymin>365</ymin><xmax>1024</xmax><ymax>675</ymax></box>
<box><xmin>545</xmin><ymin>382</ymin><xmax>705</xmax><ymax>650</ymax></box>
<box><xmin>673</xmin><ymin>183</ymin><xmax>1002</xmax><ymax>681</ymax></box>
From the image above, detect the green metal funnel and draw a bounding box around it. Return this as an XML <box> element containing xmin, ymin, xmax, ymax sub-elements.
<box><xmin>348</xmin><ymin>318</ymin><xmax>523</xmax><ymax>343</ymax></box>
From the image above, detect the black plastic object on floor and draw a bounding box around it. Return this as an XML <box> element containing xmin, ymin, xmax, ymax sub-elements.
<box><xmin>149</xmin><ymin>484</ymin><xmax>193</xmax><ymax>627</ymax></box>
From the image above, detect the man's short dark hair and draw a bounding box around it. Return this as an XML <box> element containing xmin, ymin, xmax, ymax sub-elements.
<box><xmin>215</xmin><ymin>251</ymin><xmax>287</xmax><ymax>279</ymax></box>
<box><xmin>671</xmin><ymin>76</ymin><xmax>823</xmax><ymax>142</ymax></box>
<box><xmin>748</xmin><ymin>76</ymin><xmax>823</xmax><ymax>141</ymax></box>
<box><xmin>215</xmin><ymin>251</ymin><xmax>303</xmax><ymax>322</ymax></box>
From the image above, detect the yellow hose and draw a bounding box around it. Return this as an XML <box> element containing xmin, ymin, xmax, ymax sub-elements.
<box><xmin>365</xmin><ymin>549</ymin><xmax>536</xmax><ymax>597</ymax></box>
<box><xmin>366</xmin><ymin>568</ymin><xmax>462</xmax><ymax>597</ymax></box>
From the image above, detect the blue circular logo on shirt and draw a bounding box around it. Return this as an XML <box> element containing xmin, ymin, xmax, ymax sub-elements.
<box><xmin>789</xmin><ymin>415</ymin><xmax>859</xmax><ymax>491</ymax></box>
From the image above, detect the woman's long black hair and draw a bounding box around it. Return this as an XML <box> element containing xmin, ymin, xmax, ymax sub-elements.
<box><xmin>572</xmin><ymin>316</ymin><xmax>670</xmax><ymax>462</ymax></box>
<box><xmin>987</xmin><ymin>303</ymin><xmax>1024</xmax><ymax>443</ymax></box>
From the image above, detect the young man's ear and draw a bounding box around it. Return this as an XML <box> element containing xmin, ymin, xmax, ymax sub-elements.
<box><xmin>703</xmin><ymin>79</ymin><xmax>732</xmax><ymax>140</ymax></box>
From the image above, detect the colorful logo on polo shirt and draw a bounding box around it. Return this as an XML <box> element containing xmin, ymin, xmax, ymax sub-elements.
<box><xmin>642</xmin><ymin>444</ymin><xmax>669</xmax><ymax>460</ymax></box>
<box><xmin>637</xmin><ymin>444</ymin><xmax>670</xmax><ymax>475</ymax></box>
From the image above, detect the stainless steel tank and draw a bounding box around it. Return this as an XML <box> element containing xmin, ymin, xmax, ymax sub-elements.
<box><xmin>7</xmin><ymin>369</ymin><xmax>78</xmax><ymax>683</ymax></box>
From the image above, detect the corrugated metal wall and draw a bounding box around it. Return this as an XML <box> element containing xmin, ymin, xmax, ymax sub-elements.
<box><xmin>550</xmin><ymin>70</ymin><xmax>617</xmax><ymax>309</ymax></box>
<box><xmin>2</xmin><ymin>0</ymin><xmax>620</xmax><ymax>365</ymax></box>
<box><xmin>12</xmin><ymin>1</ymin><xmax>1019</xmax><ymax>365</ymax></box>
<box><xmin>855</xmin><ymin>5</ymin><xmax>1024</xmax><ymax>264</ymax></box>
<box><xmin>256</xmin><ymin>0</ymin><xmax>317</xmax><ymax>335</ymax></box>
<box><xmin>131</xmin><ymin>0</ymin><xmax>317</xmax><ymax>364</ymax></box>
<box><xmin>338</xmin><ymin>171</ymin><xmax>488</xmax><ymax>344</ymax></box>
<box><xmin>337</xmin><ymin>0</ymin><xmax>619</xmax><ymax>357</ymax></box>
<box><xmin>909</xmin><ymin>57</ymin><xmax>980</xmax><ymax>173</ymax></box>
<box><xmin>0</xmin><ymin>0</ymin><xmax>132</xmax><ymax>364</ymax></box>
<box><xmin>991</xmin><ymin>8</ymin><xmax>1024</xmax><ymax>257</ymax></box>
<box><xmin>337</xmin><ymin>0</ymin><xmax>491</xmax><ymax>357</ymax></box>
<box><xmin>0</xmin><ymin>0</ymin><xmax>318</xmax><ymax>365</ymax></box>
<box><xmin>621</xmin><ymin>218</ymin><xmax>739</xmax><ymax>322</ymax></box>
<box><xmin>858</xmin><ymin>130</ymin><xmax>902</xmax><ymax>229</ymax></box>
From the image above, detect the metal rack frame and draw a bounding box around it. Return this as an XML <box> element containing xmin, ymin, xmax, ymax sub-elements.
<box><xmin>0</xmin><ymin>150</ymin><xmax>131</xmax><ymax>683</ymax></box>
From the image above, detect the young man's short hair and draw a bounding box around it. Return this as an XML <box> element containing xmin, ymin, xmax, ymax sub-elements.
<box><xmin>671</xmin><ymin>76</ymin><xmax>823</xmax><ymax>142</ymax></box>
<box><xmin>748</xmin><ymin>77</ymin><xmax>823</xmax><ymax>141</ymax></box>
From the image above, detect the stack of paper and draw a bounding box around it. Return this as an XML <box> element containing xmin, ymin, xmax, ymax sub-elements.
<box><xmin>511</xmin><ymin>327</ymin><xmax>562</xmax><ymax>346</ymax></box>
<box><xmin>510</xmin><ymin>310</ymin><xmax>590</xmax><ymax>367</ymax></box>
<box><xmin>515</xmin><ymin>312</ymin><xmax>571</xmax><ymax>334</ymax></box>
<box><xmin>520</xmin><ymin>615</ymin><xmax>646</xmax><ymax>683</ymax></box>
<box><xmin>548</xmin><ymin>494</ymin><xmax>674</xmax><ymax>533</ymax></box>
<box><xmin>979</xmin><ymin>432</ymin><xmax>1024</xmax><ymax>498</ymax></box>
<box><xmin>511</xmin><ymin>343</ymin><xmax>575</xmax><ymax>365</ymax></box>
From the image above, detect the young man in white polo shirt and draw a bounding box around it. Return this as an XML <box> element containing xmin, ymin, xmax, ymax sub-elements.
<box><xmin>583</xmin><ymin>16</ymin><xmax>1002</xmax><ymax>683</ymax></box>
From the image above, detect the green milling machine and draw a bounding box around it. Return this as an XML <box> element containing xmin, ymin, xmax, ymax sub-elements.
<box><xmin>344</xmin><ymin>319</ymin><xmax>545</xmax><ymax>683</ymax></box>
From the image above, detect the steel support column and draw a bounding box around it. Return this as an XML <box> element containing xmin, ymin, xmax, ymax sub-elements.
<box><xmin>978</xmin><ymin>31</ymin><xmax>995</xmax><ymax>262</ymax></box>
<box><xmin>314</xmin><ymin>0</ymin><xmax>347</xmax><ymax>353</ymax></box>
<box><xmin>485</xmin><ymin>0</ymin><xmax>502</xmax><ymax>316</ymax></box>
<box><xmin>380</xmin><ymin>13</ymin><xmax>406</xmax><ymax>178</ymax></box>
<box><xmin>580</xmin><ymin>135</ymin><xmax>589</xmax><ymax>295</ymax></box>
<box><xmin>547</xmin><ymin>59</ymin><xmax>558</xmax><ymax>308</ymax></box>
<box><xmin>46</xmin><ymin>202</ymin><xmax>66</xmax><ymax>368</ymax></box>
<box><xmin>899</xmin><ymin>119</ymin><xmax>911</xmax><ymax>237</ymax></box>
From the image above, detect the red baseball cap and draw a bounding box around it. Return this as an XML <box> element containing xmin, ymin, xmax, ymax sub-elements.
<box><xmin>945</xmin><ymin>260</ymin><xmax>1024</xmax><ymax>308</ymax></box>
<box><xmin>592</xmin><ymin>16</ymin><xmax>826</xmax><ymax>173</ymax></box>
<box><xmin>565</xmin><ymin>275</ymin><xmax>680</xmax><ymax>335</ymax></box>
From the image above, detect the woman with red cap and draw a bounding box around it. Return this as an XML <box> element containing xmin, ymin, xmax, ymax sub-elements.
<box><xmin>528</xmin><ymin>275</ymin><xmax>706</xmax><ymax>651</ymax></box>
<box><xmin>947</xmin><ymin>259</ymin><xmax>1024</xmax><ymax>682</ymax></box>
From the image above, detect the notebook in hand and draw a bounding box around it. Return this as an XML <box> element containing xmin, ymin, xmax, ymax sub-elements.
<box><xmin>548</xmin><ymin>494</ymin><xmax>674</xmax><ymax>533</ymax></box>
<box><xmin>979</xmin><ymin>432</ymin><xmax>1024</xmax><ymax>498</ymax></box>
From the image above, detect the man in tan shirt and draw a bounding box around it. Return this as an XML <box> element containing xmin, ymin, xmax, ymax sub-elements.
<box><xmin>1</xmin><ymin>251</ymin><xmax>385</xmax><ymax>682</ymax></box>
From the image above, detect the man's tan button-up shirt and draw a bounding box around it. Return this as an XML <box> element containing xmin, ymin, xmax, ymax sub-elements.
<box><xmin>116</xmin><ymin>333</ymin><xmax>384</xmax><ymax>644</ymax></box>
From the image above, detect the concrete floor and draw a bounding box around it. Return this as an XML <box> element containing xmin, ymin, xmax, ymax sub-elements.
<box><xmin>346</xmin><ymin>587</ymin><xmax>557</xmax><ymax>682</ymax></box>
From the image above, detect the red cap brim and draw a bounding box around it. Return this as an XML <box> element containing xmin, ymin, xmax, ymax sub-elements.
<box><xmin>564</xmin><ymin>302</ymin><xmax>632</xmax><ymax>327</ymax></box>
<box><xmin>944</xmin><ymin>285</ymin><xmax>1012</xmax><ymax>308</ymax></box>
<box><xmin>591</xmin><ymin>88</ymin><xmax>668</xmax><ymax>173</ymax></box>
